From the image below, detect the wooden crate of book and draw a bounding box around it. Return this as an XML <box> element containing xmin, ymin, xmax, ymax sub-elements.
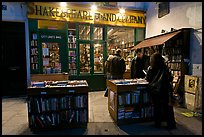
<box><xmin>27</xmin><ymin>80</ymin><xmax>89</xmax><ymax>131</ymax></box>
<box><xmin>107</xmin><ymin>79</ymin><xmax>153</xmax><ymax>125</ymax></box>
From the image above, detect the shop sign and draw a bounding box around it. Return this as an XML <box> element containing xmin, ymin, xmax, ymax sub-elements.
<box><xmin>41</xmin><ymin>34</ymin><xmax>62</xmax><ymax>39</ymax></box>
<box><xmin>27</xmin><ymin>2</ymin><xmax>145</xmax><ymax>28</ymax></box>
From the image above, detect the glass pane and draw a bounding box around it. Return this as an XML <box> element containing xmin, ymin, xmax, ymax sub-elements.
<box><xmin>42</xmin><ymin>42</ymin><xmax>61</xmax><ymax>74</ymax></box>
<box><xmin>94</xmin><ymin>44</ymin><xmax>104</xmax><ymax>73</ymax></box>
<box><xmin>80</xmin><ymin>44</ymin><xmax>90</xmax><ymax>74</ymax></box>
<box><xmin>68</xmin><ymin>23</ymin><xmax>77</xmax><ymax>75</ymax></box>
<box><xmin>79</xmin><ymin>25</ymin><xmax>90</xmax><ymax>40</ymax></box>
<box><xmin>93</xmin><ymin>27</ymin><xmax>103</xmax><ymax>40</ymax></box>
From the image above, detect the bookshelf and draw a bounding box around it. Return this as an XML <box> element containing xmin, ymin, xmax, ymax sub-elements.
<box><xmin>30</xmin><ymin>33</ymin><xmax>39</xmax><ymax>72</ymax></box>
<box><xmin>68</xmin><ymin>29</ymin><xmax>77</xmax><ymax>76</ymax></box>
<box><xmin>139</xmin><ymin>28</ymin><xmax>191</xmax><ymax>98</ymax></box>
<box><xmin>79</xmin><ymin>44</ymin><xmax>91</xmax><ymax>73</ymax></box>
<box><xmin>164</xmin><ymin>41</ymin><xmax>183</xmax><ymax>93</ymax></box>
<box><xmin>27</xmin><ymin>80</ymin><xmax>89</xmax><ymax>131</ymax></box>
<box><xmin>107</xmin><ymin>79</ymin><xmax>153</xmax><ymax>125</ymax></box>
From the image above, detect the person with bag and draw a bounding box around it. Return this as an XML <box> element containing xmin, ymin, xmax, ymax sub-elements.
<box><xmin>145</xmin><ymin>52</ymin><xmax>176</xmax><ymax>130</ymax></box>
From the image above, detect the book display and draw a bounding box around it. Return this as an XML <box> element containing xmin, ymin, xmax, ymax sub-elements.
<box><xmin>79</xmin><ymin>44</ymin><xmax>91</xmax><ymax>73</ymax></box>
<box><xmin>30</xmin><ymin>33</ymin><xmax>39</xmax><ymax>71</ymax></box>
<box><xmin>134</xmin><ymin>28</ymin><xmax>191</xmax><ymax>98</ymax></box>
<box><xmin>164</xmin><ymin>39</ymin><xmax>183</xmax><ymax>93</ymax></box>
<box><xmin>27</xmin><ymin>80</ymin><xmax>89</xmax><ymax>131</ymax></box>
<box><xmin>160</xmin><ymin>31</ymin><xmax>189</xmax><ymax>95</ymax></box>
<box><xmin>107</xmin><ymin>79</ymin><xmax>153</xmax><ymax>125</ymax></box>
<box><xmin>42</xmin><ymin>42</ymin><xmax>61</xmax><ymax>74</ymax></box>
<box><xmin>68</xmin><ymin>30</ymin><xmax>77</xmax><ymax>75</ymax></box>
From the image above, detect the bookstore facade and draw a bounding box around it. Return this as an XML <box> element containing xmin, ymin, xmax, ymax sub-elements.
<box><xmin>27</xmin><ymin>2</ymin><xmax>146</xmax><ymax>91</ymax></box>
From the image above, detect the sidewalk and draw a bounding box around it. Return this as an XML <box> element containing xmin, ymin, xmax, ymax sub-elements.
<box><xmin>2</xmin><ymin>91</ymin><xmax>202</xmax><ymax>135</ymax></box>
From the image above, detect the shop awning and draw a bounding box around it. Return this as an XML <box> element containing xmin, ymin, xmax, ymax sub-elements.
<box><xmin>132</xmin><ymin>30</ymin><xmax>182</xmax><ymax>50</ymax></box>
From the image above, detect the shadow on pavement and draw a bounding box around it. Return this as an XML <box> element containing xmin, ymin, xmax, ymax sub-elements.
<box><xmin>19</xmin><ymin>122</ymin><xmax>195</xmax><ymax>135</ymax></box>
<box><xmin>20</xmin><ymin>127</ymin><xmax>87</xmax><ymax>135</ymax></box>
<box><xmin>117</xmin><ymin>122</ymin><xmax>195</xmax><ymax>135</ymax></box>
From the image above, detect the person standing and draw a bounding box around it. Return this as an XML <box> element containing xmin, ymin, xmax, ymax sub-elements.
<box><xmin>104</xmin><ymin>54</ymin><xmax>114</xmax><ymax>97</ymax></box>
<box><xmin>130</xmin><ymin>48</ymin><xmax>150</xmax><ymax>79</ymax></box>
<box><xmin>104</xmin><ymin>49</ymin><xmax>125</xmax><ymax>97</ymax></box>
<box><xmin>146</xmin><ymin>52</ymin><xmax>176</xmax><ymax>129</ymax></box>
<box><xmin>110</xmin><ymin>49</ymin><xmax>126</xmax><ymax>79</ymax></box>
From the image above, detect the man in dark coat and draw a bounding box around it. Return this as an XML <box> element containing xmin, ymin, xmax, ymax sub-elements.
<box><xmin>104</xmin><ymin>49</ymin><xmax>126</xmax><ymax>97</ymax></box>
<box><xmin>131</xmin><ymin>48</ymin><xmax>150</xmax><ymax>79</ymax></box>
<box><xmin>110</xmin><ymin>49</ymin><xmax>126</xmax><ymax>79</ymax></box>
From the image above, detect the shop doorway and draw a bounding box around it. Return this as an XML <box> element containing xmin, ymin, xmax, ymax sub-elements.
<box><xmin>107</xmin><ymin>26</ymin><xmax>135</xmax><ymax>73</ymax></box>
<box><xmin>2</xmin><ymin>21</ymin><xmax>27</xmax><ymax>97</ymax></box>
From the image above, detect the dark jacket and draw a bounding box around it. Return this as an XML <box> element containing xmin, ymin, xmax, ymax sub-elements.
<box><xmin>145</xmin><ymin>65</ymin><xmax>176</xmax><ymax>128</ymax></box>
<box><xmin>110</xmin><ymin>54</ymin><xmax>126</xmax><ymax>79</ymax></box>
<box><xmin>131</xmin><ymin>55</ymin><xmax>150</xmax><ymax>79</ymax></box>
<box><xmin>146</xmin><ymin>65</ymin><xmax>173</xmax><ymax>89</ymax></box>
<box><xmin>105</xmin><ymin>60</ymin><xmax>111</xmax><ymax>74</ymax></box>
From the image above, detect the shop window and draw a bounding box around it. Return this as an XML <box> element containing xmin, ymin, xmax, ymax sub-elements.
<box><xmin>158</xmin><ymin>2</ymin><xmax>170</xmax><ymax>18</ymax></box>
<box><xmin>79</xmin><ymin>25</ymin><xmax>90</xmax><ymax>40</ymax></box>
<box><xmin>79</xmin><ymin>44</ymin><xmax>91</xmax><ymax>74</ymax></box>
<box><xmin>93</xmin><ymin>27</ymin><xmax>103</xmax><ymax>40</ymax></box>
<box><xmin>94</xmin><ymin>43</ymin><xmax>104</xmax><ymax>73</ymax></box>
<box><xmin>68</xmin><ymin>23</ymin><xmax>77</xmax><ymax>75</ymax></box>
<box><xmin>107</xmin><ymin>27</ymin><xmax>134</xmax><ymax>70</ymax></box>
<box><xmin>42</xmin><ymin>42</ymin><xmax>61</xmax><ymax>74</ymax></box>
<box><xmin>107</xmin><ymin>27</ymin><xmax>134</xmax><ymax>55</ymax></box>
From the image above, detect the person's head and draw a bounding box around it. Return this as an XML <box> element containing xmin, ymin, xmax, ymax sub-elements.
<box><xmin>135</xmin><ymin>48</ymin><xmax>143</xmax><ymax>58</ymax></box>
<box><xmin>150</xmin><ymin>52</ymin><xmax>165</xmax><ymax>69</ymax></box>
<box><xmin>116</xmin><ymin>49</ymin><xmax>122</xmax><ymax>56</ymax></box>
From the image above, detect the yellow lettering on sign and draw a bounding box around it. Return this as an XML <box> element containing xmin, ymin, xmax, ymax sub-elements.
<box><xmin>27</xmin><ymin>2</ymin><xmax>145</xmax><ymax>28</ymax></box>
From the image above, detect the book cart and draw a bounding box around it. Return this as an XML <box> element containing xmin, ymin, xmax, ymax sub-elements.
<box><xmin>27</xmin><ymin>80</ymin><xmax>89</xmax><ymax>131</ymax></box>
<box><xmin>107</xmin><ymin>79</ymin><xmax>154</xmax><ymax>125</ymax></box>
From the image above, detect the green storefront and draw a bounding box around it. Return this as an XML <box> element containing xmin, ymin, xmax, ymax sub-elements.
<box><xmin>28</xmin><ymin>2</ymin><xmax>146</xmax><ymax>91</ymax></box>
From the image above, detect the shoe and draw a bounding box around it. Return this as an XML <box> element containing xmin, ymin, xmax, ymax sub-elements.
<box><xmin>104</xmin><ymin>94</ymin><xmax>108</xmax><ymax>97</ymax></box>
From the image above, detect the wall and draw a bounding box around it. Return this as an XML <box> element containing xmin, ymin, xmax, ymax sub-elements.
<box><xmin>76</xmin><ymin>2</ymin><xmax>146</xmax><ymax>11</ymax></box>
<box><xmin>117</xmin><ymin>2</ymin><xmax>145</xmax><ymax>11</ymax></box>
<box><xmin>145</xmin><ymin>2</ymin><xmax>202</xmax><ymax>75</ymax></box>
<box><xmin>2</xmin><ymin>2</ymin><xmax>27</xmax><ymax>21</ymax></box>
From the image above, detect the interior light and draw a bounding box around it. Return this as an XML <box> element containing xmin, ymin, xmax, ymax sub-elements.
<box><xmin>91</xmin><ymin>5</ymin><xmax>97</xmax><ymax>11</ymax></box>
<box><xmin>119</xmin><ymin>8</ymin><xmax>125</xmax><ymax>14</ymax></box>
<box><xmin>60</xmin><ymin>2</ymin><xmax>67</xmax><ymax>7</ymax></box>
<box><xmin>122</xmin><ymin>41</ymin><xmax>125</xmax><ymax>45</ymax></box>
